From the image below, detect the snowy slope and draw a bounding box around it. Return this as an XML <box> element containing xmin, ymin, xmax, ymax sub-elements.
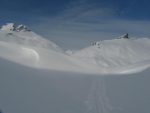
<box><xmin>70</xmin><ymin>38</ymin><xmax>150</xmax><ymax>74</ymax></box>
<box><xmin>0</xmin><ymin>23</ymin><xmax>62</xmax><ymax>51</ymax></box>
<box><xmin>0</xmin><ymin>23</ymin><xmax>91</xmax><ymax>73</ymax></box>
<box><xmin>0</xmin><ymin>23</ymin><xmax>150</xmax><ymax>74</ymax></box>
<box><xmin>1</xmin><ymin>58</ymin><xmax>150</xmax><ymax>113</ymax></box>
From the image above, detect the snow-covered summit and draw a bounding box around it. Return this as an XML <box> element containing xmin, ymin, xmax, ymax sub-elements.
<box><xmin>0</xmin><ymin>23</ymin><xmax>16</xmax><ymax>31</ymax></box>
<box><xmin>0</xmin><ymin>23</ymin><xmax>62</xmax><ymax>52</ymax></box>
<box><xmin>0</xmin><ymin>23</ymin><xmax>31</xmax><ymax>32</ymax></box>
<box><xmin>16</xmin><ymin>24</ymin><xmax>31</xmax><ymax>32</ymax></box>
<box><xmin>118</xmin><ymin>33</ymin><xmax>129</xmax><ymax>39</ymax></box>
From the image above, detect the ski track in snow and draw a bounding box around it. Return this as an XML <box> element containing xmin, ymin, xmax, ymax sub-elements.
<box><xmin>85</xmin><ymin>78</ymin><xmax>113</xmax><ymax>113</ymax></box>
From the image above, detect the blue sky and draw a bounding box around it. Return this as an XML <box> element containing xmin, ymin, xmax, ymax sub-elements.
<box><xmin>1</xmin><ymin>0</ymin><xmax>150</xmax><ymax>49</ymax></box>
<box><xmin>1</xmin><ymin>0</ymin><xmax>150</xmax><ymax>21</ymax></box>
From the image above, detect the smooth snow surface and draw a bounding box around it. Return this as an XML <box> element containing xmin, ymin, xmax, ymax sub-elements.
<box><xmin>0</xmin><ymin>24</ymin><xmax>150</xmax><ymax>74</ymax></box>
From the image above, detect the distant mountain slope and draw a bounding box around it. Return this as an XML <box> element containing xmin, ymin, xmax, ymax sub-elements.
<box><xmin>0</xmin><ymin>23</ymin><xmax>150</xmax><ymax>74</ymax></box>
<box><xmin>71</xmin><ymin>38</ymin><xmax>150</xmax><ymax>68</ymax></box>
<box><xmin>0</xmin><ymin>23</ymin><xmax>62</xmax><ymax>51</ymax></box>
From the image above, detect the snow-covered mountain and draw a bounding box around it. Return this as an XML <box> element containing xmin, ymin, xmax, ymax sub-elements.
<box><xmin>70</xmin><ymin>37</ymin><xmax>150</xmax><ymax>73</ymax></box>
<box><xmin>0</xmin><ymin>23</ymin><xmax>150</xmax><ymax>74</ymax></box>
<box><xmin>0</xmin><ymin>23</ymin><xmax>61</xmax><ymax>51</ymax></box>
<box><xmin>1</xmin><ymin>23</ymin><xmax>150</xmax><ymax>113</ymax></box>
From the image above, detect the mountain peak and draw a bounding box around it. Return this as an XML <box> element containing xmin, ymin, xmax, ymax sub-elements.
<box><xmin>0</xmin><ymin>23</ymin><xmax>31</xmax><ymax>32</ymax></box>
<box><xmin>119</xmin><ymin>33</ymin><xmax>129</xmax><ymax>39</ymax></box>
<box><xmin>0</xmin><ymin>23</ymin><xmax>16</xmax><ymax>31</ymax></box>
<box><xmin>16</xmin><ymin>24</ymin><xmax>31</xmax><ymax>32</ymax></box>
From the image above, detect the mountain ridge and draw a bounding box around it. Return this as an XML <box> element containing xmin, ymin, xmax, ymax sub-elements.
<box><xmin>0</xmin><ymin>23</ymin><xmax>150</xmax><ymax>74</ymax></box>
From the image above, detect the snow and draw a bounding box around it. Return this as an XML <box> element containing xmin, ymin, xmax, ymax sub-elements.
<box><xmin>0</xmin><ymin>59</ymin><xmax>150</xmax><ymax>113</ymax></box>
<box><xmin>0</xmin><ymin>24</ymin><xmax>150</xmax><ymax>74</ymax></box>
<box><xmin>0</xmin><ymin>23</ymin><xmax>15</xmax><ymax>31</ymax></box>
<box><xmin>0</xmin><ymin>23</ymin><xmax>150</xmax><ymax>113</ymax></box>
<box><xmin>15</xmin><ymin>24</ymin><xmax>30</xmax><ymax>32</ymax></box>
<box><xmin>0</xmin><ymin>23</ymin><xmax>30</xmax><ymax>32</ymax></box>
<box><xmin>70</xmin><ymin>38</ymin><xmax>150</xmax><ymax>74</ymax></box>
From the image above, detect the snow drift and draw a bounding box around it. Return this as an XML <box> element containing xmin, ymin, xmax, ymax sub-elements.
<box><xmin>0</xmin><ymin>23</ymin><xmax>150</xmax><ymax>74</ymax></box>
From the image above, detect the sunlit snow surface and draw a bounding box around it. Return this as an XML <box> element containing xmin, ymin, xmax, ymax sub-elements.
<box><xmin>0</xmin><ymin>29</ymin><xmax>150</xmax><ymax>74</ymax></box>
<box><xmin>1</xmin><ymin>24</ymin><xmax>150</xmax><ymax>113</ymax></box>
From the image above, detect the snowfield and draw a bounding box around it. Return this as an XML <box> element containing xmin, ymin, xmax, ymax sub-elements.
<box><xmin>1</xmin><ymin>23</ymin><xmax>150</xmax><ymax>113</ymax></box>
<box><xmin>0</xmin><ymin>23</ymin><xmax>150</xmax><ymax>74</ymax></box>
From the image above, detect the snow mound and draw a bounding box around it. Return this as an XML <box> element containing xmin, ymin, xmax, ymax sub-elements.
<box><xmin>0</xmin><ymin>41</ymin><xmax>40</xmax><ymax>66</ymax></box>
